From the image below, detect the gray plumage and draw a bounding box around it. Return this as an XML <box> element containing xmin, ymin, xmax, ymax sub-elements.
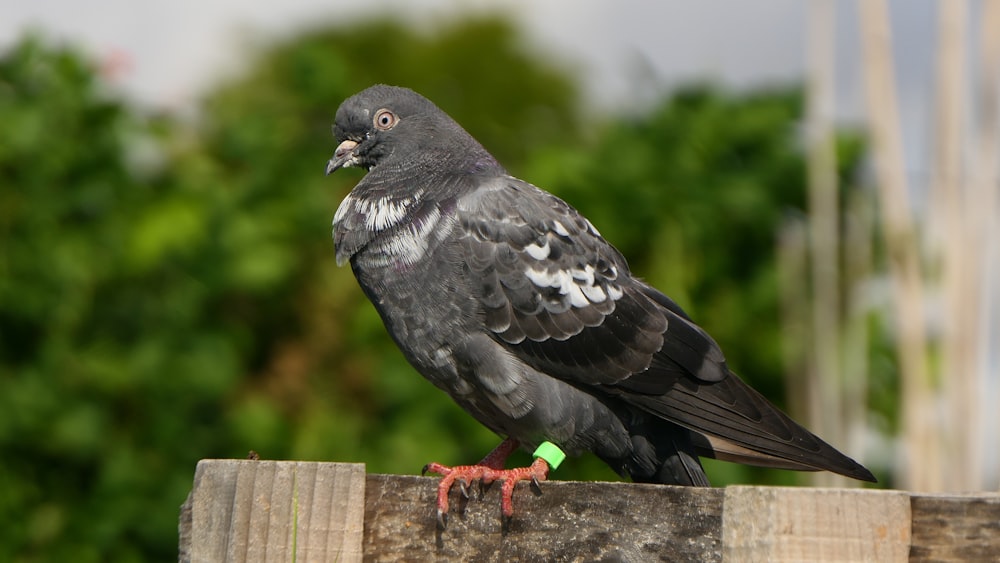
<box><xmin>326</xmin><ymin>84</ymin><xmax>875</xmax><ymax>486</ymax></box>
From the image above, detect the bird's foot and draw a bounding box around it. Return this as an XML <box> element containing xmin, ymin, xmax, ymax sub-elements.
<box><xmin>422</xmin><ymin>456</ymin><xmax>549</xmax><ymax>528</ymax></box>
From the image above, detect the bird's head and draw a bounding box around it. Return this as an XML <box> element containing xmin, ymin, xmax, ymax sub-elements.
<box><xmin>325</xmin><ymin>84</ymin><xmax>500</xmax><ymax>177</ymax></box>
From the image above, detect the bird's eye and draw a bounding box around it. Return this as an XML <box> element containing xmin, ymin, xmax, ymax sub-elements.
<box><xmin>373</xmin><ymin>109</ymin><xmax>397</xmax><ymax>130</ymax></box>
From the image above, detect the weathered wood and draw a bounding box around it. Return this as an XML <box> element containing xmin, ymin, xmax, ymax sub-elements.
<box><xmin>909</xmin><ymin>493</ymin><xmax>1000</xmax><ymax>562</ymax></box>
<box><xmin>363</xmin><ymin>474</ymin><xmax>723</xmax><ymax>562</ymax></box>
<box><xmin>181</xmin><ymin>460</ymin><xmax>1000</xmax><ymax>562</ymax></box>
<box><xmin>723</xmin><ymin>485</ymin><xmax>911</xmax><ymax>562</ymax></box>
<box><xmin>179</xmin><ymin>460</ymin><xmax>366</xmax><ymax>563</ymax></box>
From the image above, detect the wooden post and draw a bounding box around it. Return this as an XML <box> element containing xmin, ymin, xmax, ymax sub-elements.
<box><xmin>179</xmin><ymin>460</ymin><xmax>366</xmax><ymax>563</ymax></box>
<box><xmin>857</xmin><ymin>0</ymin><xmax>937</xmax><ymax>492</ymax></box>
<box><xmin>805</xmin><ymin>0</ymin><xmax>846</xmax><ymax>488</ymax></box>
<box><xmin>180</xmin><ymin>460</ymin><xmax>1000</xmax><ymax>562</ymax></box>
<box><xmin>973</xmin><ymin>0</ymin><xmax>1000</xmax><ymax>494</ymax></box>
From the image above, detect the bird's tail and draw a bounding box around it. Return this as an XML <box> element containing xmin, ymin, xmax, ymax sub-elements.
<box><xmin>624</xmin><ymin>373</ymin><xmax>877</xmax><ymax>483</ymax></box>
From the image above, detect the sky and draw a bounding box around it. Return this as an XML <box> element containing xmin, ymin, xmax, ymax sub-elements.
<box><xmin>1</xmin><ymin>1</ymin><xmax>934</xmax><ymax>115</ymax></box>
<box><xmin>0</xmin><ymin>0</ymin><xmax>945</xmax><ymax>186</ymax></box>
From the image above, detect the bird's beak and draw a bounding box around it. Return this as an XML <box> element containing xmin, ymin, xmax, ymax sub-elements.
<box><xmin>325</xmin><ymin>139</ymin><xmax>359</xmax><ymax>175</ymax></box>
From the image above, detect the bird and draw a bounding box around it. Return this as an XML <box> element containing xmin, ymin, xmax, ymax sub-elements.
<box><xmin>325</xmin><ymin>84</ymin><xmax>876</xmax><ymax>526</ymax></box>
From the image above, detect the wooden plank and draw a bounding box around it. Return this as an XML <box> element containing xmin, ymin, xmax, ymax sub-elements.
<box><xmin>722</xmin><ymin>486</ymin><xmax>911</xmax><ymax>562</ymax></box>
<box><xmin>858</xmin><ymin>0</ymin><xmax>939</xmax><ymax>493</ymax></box>
<box><xmin>363</xmin><ymin>474</ymin><xmax>724</xmax><ymax>562</ymax></box>
<box><xmin>909</xmin><ymin>493</ymin><xmax>1000</xmax><ymax>562</ymax></box>
<box><xmin>179</xmin><ymin>460</ymin><xmax>366</xmax><ymax>563</ymax></box>
<box><xmin>182</xmin><ymin>461</ymin><xmax>1000</xmax><ymax>561</ymax></box>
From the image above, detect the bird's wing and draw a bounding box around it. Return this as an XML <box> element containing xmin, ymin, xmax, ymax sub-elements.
<box><xmin>457</xmin><ymin>177</ymin><xmax>875</xmax><ymax>480</ymax></box>
<box><xmin>457</xmin><ymin>176</ymin><xmax>727</xmax><ymax>386</ymax></box>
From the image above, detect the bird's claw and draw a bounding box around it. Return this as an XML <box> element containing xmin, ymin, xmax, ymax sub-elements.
<box><xmin>424</xmin><ymin>456</ymin><xmax>550</xmax><ymax>528</ymax></box>
<box><xmin>436</xmin><ymin>509</ymin><xmax>448</xmax><ymax>529</ymax></box>
<box><xmin>501</xmin><ymin>513</ymin><xmax>513</xmax><ymax>534</ymax></box>
<box><xmin>530</xmin><ymin>475</ymin><xmax>543</xmax><ymax>495</ymax></box>
<box><xmin>478</xmin><ymin>479</ymin><xmax>492</xmax><ymax>497</ymax></box>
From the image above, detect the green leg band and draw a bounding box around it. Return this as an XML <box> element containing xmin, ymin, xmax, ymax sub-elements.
<box><xmin>532</xmin><ymin>441</ymin><xmax>566</xmax><ymax>470</ymax></box>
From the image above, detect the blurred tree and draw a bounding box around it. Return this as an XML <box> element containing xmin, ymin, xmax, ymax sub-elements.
<box><xmin>0</xmin><ymin>37</ymin><xmax>189</xmax><ymax>561</ymax></box>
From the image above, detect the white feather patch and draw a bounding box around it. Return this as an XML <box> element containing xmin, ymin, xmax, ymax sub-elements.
<box><xmin>525</xmin><ymin>265</ymin><xmax>620</xmax><ymax>308</ymax></box>
<box><xmin>551</xmin><ymin>220</ymin><xmax>570</xmax><ymax>237</ymax></box>
<box><xmin>332</xmin><ymin>193</ymin><xmax>356</xmax><ymax>226</ymax></box>
<box><xmin>581</xmin><ymin>283</ymin><xmax>607</xmax><ymax>303</ymax></box>
<box><xmin>584</xmin><ymin>219</ymin><xmax>602</xmax><ymax>237</ymax></box>
<box><xmin>384</xmin><ymin>233</ymin><xmax>426</xmax><ymax>264</ymax></box>
<box><xmin>608</xmin><ymin>285</ymin><xmax>624</xmax><ymax>300</ymax></box>
<box><xmin>570</xmin><ymin>264</ymin><xmax>596</xmax><ymax>286</ymax></box>
<box><xmin>361</xmin><ymin>196</ymin><xmax>412</xmax><ymax>231</ymax></box>
<box><xmin>525</xmin><ymin>241</ymin><xmax>550</xmax><ymax>260</ymax></box>
<box><xmin>333</xmin><ymin>190</ymin><xmax>424</xmax><ymax>233</ymax></box>
<box><xmin>374</xmin><ymin>203</ymin><xmax>441</xmax><ymax>266</ymax></box>
<box><xmin>564</xmin><ymin>282</ymin><xmax>589</xmax><ymax>308</ymax></box>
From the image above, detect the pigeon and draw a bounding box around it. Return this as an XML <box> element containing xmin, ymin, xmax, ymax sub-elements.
<box><xmin>325</xmin><ymin>84</ymin><xmax>876</xmax><ymax>525</ymax></box>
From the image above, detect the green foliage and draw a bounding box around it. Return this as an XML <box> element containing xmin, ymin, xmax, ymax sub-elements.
<box><xmin>0</xmin><ymin>18</ymin><xmax>872</xmax><ymax>561</ymax></box>
<box><xmin>0</xmin><ymin>37</ymin><xmax>247</xmax><ymax>562</ymax></box>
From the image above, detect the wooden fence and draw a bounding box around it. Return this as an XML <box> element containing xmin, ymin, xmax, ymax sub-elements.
<box><xmin>179</xmin><ymin>459</ymin><xmax>1000</xmax><ymax>562</ymax></box>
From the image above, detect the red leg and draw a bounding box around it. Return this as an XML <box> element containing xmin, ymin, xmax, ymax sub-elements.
<box><xmin>477</xmin><ymin>437</ymin><xmax>521</xmax><ymax>469</ymax></box>
<box><xmin>422</xmin><ymin>438</ymin><xmax>550</xmax><ymax>526</ymax></box>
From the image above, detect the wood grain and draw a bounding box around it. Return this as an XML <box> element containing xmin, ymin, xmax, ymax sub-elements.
<box><xmin>179</xmin><ymin>459</ymin><xmax>366</xmax><ymax>563</ymax></box>
<box><xmin>363</xmin><ymin>474</ymin><xmax>723</xmax><ymax>562</ymax></box>
<box><xmin>723</xmin><ymin>485</ymin><xmax>911</xmax><ymax>562</ymax></box>
<box><xmin>909</xmin><ymin>493</ymin><xmax>1000</xmax><ymax>562</ymax></box>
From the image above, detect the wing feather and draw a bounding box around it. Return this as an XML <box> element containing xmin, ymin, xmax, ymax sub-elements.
<box><xmin>459</xmin><ymin>177</ymin><xmax>660</xmax><ymax>383</ymax></box>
